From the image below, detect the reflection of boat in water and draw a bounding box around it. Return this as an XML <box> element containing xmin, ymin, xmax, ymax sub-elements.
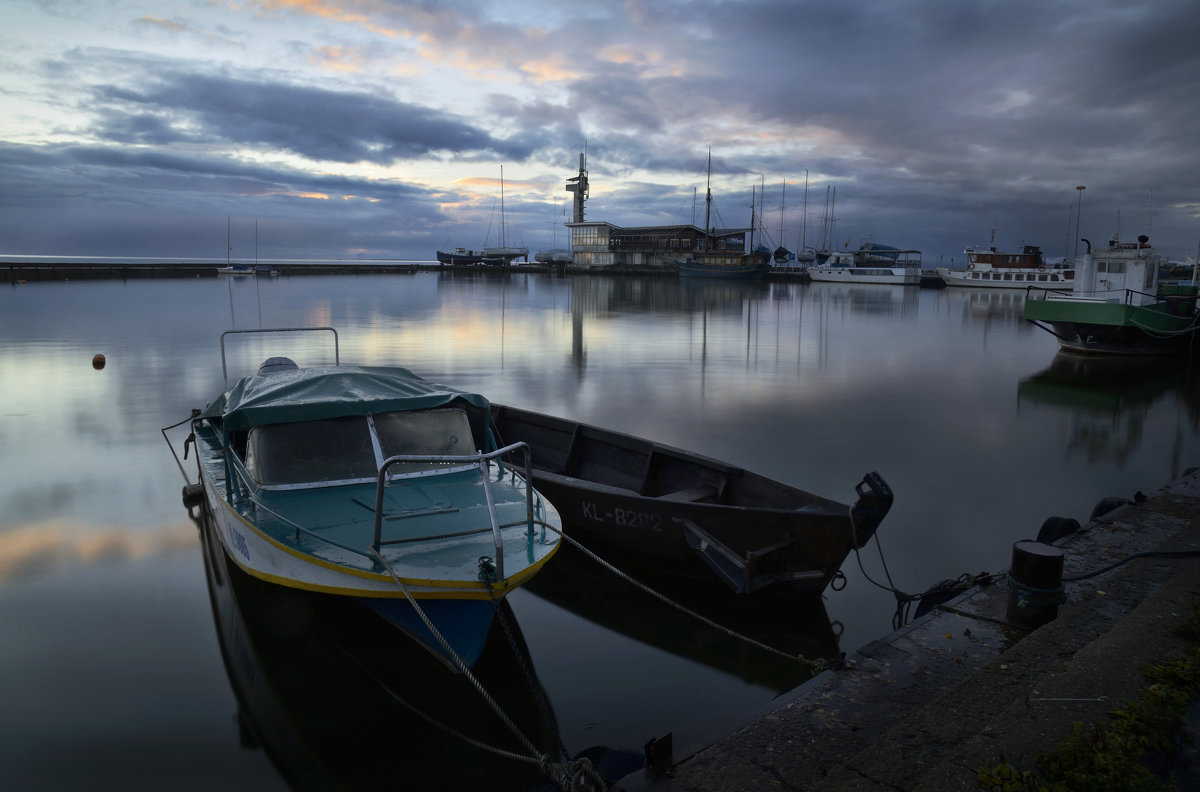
<box><xmin>195</xmin><ymin>503</ymin><xmax>565</xmax><ymax>791</ymax></box>
<box><xmin>523</xmin><ymin>542</ymin><xmax>841</xmax><ymax>691</ymax></box>
<box><xmin>806</xmin><ymin>282</ymin><xmax>920</xmax><ymax>316</ymax></box>
<box><xmin>957</xmin><ymin>288</ymin><xmax>1028</xmax><ymax>322</ymax></box>
<box><xmin>1017</xmin><ymin>352</ymin><xmax>1199</xmax><ymax>464</ymax></box>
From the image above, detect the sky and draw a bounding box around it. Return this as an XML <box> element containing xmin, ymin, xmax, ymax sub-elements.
<box><xmin>2</xmin><ymin>0</ymin><xmax>1199</xmax><ymax>265</ymax></box>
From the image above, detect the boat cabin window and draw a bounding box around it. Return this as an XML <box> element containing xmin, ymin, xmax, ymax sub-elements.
<box><xmin>372</xmin><ymin>409</ymin><xmax>475</xmax><ymax>474</ymax></box>
<box><xmin>244</xmin><ymin>408</ymin><xmax>477</xmax><ymax>487</ymax></box>
<box><xmin>247</xmin><ymin>416</ymin><xmax>376</xmax><ymax>485</ymax></box>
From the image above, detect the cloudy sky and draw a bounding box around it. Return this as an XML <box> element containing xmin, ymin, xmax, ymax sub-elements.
<box><xmin>2</xmin><ymin>0</ymin><xmax>1198</xmax><ymax>264</ymax></box>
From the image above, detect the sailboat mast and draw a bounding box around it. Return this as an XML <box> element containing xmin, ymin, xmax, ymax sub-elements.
<box><xmin>830</xmin><ymin>186</ymin><xmax>837</xmax><ymax>248</ymax></box>
<box><xmin>750</xmin><ymin>185</ymin><xmax>757</xmax><ymax>253</ymax></box>
<box><xmin>499</xmin><ymin>165</ymin><xmax>506</xmax><ymax>248</ymax></box>
<box><xmin>779</xmin><ymin>179</ymin><xmax>785</xmax><ymax>243</ymax></box>
<box><xmin>226</xmin><ymin>216</ymin><xmax>231</xmax><ymax>266</ymax></box>
<box><xmin>801</xmin><ymin>170</ymin><xmax>809</xmax><ymax>251</ymax></box>
<box><xmin>704</xmin><ymin>149</ymin><xmax>712</xmax><ymax>253</ymax></box>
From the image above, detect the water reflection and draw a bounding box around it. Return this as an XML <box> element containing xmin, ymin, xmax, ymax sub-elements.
<box><xmin>805</xmin><ymin>282</ymin><xmax>920</xmax><ymax>317</ymax></box>
<box><xmin>957</xmin><ymin>288</ymin><xmax>1028</xmax><ymax>323</ymax></box>
<box><xmin>196</xmin><ymin>504</ymin><xmax>566</xmax><ymax>791</ymax></box>
<box><xmin>522</xmin><ymin>542</ymin><xmax>840</xmax><ymax>691</ymax></box>
<box><xmin>1018</xmin><ymin>353</ymin><xmax>1200</xmax><ymax>468</ymax></box>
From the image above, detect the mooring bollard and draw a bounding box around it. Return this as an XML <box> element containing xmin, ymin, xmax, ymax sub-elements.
<box><xmin>1006</xmin><ymin>540</ymin><xmax>1065</xmax><ymax>629</ymax></box>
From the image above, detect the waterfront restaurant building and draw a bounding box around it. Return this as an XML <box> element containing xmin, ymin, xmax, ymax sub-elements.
<box><xmin>564</xmin><ymin>221</ymin><xmax>753</xmax><ymax>272</ymax></box>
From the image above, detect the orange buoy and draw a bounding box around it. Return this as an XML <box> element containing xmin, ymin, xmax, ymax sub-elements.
<box><xmin>92</xmin><ymin>354</ymin><xmax>106</xmax><ymax>370</ymax></box>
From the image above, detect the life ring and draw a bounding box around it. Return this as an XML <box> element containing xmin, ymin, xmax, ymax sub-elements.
<box><xmin>1038</xmin><ymin>264</ymin><xmax>1046</xmax><ymax>271</ymax></box>
<box><xmin>967</xmin><ymin>263</ymin><xmax>975</xmax><ymax>271</ymax></box>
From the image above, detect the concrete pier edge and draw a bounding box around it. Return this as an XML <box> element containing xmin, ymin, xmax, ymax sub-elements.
<box><xmin>616</xmin><ymin>467</ymin><xmax>1200</xmax><ymax>791</ymax></box>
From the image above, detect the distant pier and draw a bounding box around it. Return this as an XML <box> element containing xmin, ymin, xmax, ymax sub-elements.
<box><xmin>4</xmin><ymin>260</ymin><xmax>816</xmax><ymax>282</ymax></box>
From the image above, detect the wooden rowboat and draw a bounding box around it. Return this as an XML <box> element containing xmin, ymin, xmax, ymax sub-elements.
<box><xmin>489</xmin><ymin>404</ymin><xmax>892</xmax><ymax>594</ymax></box>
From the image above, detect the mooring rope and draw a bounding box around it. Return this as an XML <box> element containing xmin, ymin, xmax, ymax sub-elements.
<box><xmin>845</xmin><ymin>506</ymin><xmax>1000</xmax><ymax>630</ymax></box>
<box><xmin>541</xmin><ymin>524</ymin><xmax>835</xmax><ymax>673</ymax></box>
<box><xmin>161</xmin><ymin>410</ymin><xmax>200</xmax><ymax>485</ymax></box>
<box><xmin>369</xmin><ymin>546</ymin><xmax>606</xmax><ymax>792</ymax></box>
<box><xmin>1062</xmin><ymin>548</ymin><xmax>1200</xmax><ymax>583</ymax></box>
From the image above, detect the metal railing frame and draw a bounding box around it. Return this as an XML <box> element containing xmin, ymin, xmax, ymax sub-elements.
<box><xmin>371</xmin><ymin>442</ymin><xmax>535</xmax><ymax>582</ymax></box>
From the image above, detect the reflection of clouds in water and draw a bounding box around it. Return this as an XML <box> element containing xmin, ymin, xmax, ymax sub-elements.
<box><xmin>0</xmin><ymin>519</ymin><xmax>197</xmax><ymax>585</ymax></box>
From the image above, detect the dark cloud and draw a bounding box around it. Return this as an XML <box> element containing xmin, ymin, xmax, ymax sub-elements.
<box><xmin>0</xmin><ymin>141</ymin><xmax>447</xmax><ymax>258</ymax></box>
<box><xmin>3</xmin><ymin>0</ymin><xmax>1199</xmax><ymax>262</ymax></box>
<box><xmin>89</xmin><ymin>71</ymin><xmax>531</xmax><ymax>164</ymax></box>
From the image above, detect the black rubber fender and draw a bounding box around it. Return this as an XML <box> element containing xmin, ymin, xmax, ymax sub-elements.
<box><xmin>1090</xmin><ymin>496</ymin><xmax>1133</xmax><ymax>522</ymax></box>
<box><xmin>1036</xmin><ymin>515</ymin><xmax>1081</xmax><ymax>544</ymax></box>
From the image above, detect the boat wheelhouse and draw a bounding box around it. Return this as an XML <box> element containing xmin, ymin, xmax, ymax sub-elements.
<box><xmin>1024</xmin><ymin>235</ymin><xmax>1200</xmax><ymax>355</ymax></box>
<box><xmin>941</xmin><ymin>244</ymin><xmax>1073</xmax><ymax>289</ymax></box>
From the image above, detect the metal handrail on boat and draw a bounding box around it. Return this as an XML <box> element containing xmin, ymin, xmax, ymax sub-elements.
<box><xmin>219</xmin><ymin>326</ymin><xmax>340</xmax><ymax>385</ymax></box>
<box><xmin>371</xmin><ymin>442</ymin><xmax>536</xmax><ymax>583</ymax></box>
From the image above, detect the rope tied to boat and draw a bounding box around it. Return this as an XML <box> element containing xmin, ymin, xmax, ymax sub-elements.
<box><xmin>846</xmin><ymin>505</ymin><xmax>1000</xmax><ymax>629</ymax></box>
<box><xmin>370</xmin><ymin>544</ymin><xmax>604</xmax><ymax>789</ymax></box>
<box><xmin>540</xmin><ymin>754</ymin><xmax>607</xmax><ymax>792</ymax></box>
<box><xmin>161</xmin><ymin>409</ymin><xmax>201</xmax><ymax>485</ymax></box>
<box><xmin>542</xmin><ymin>524</ymin><xmax>835</xmax><ymax>674</ymax></box>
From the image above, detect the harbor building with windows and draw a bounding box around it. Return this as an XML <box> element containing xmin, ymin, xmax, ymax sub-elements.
<box><xmin>560</xmin><ymin>152</ymin><xmax>753</xmax><ymax>272</ymax></box>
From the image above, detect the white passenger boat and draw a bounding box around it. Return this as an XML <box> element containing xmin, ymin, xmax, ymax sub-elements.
<box><xmin>805</xmin><ymin>247</ymin><xmax>922</xmax><ymax>286</ymax></box>
<box><xmin>189</xmin><ymin>327</ymin><xmax>562</xmax><ymax>669</ymax></box>
<box><xmin>940</xmin><ymin>244</ymin><xmax>1073</xmax><ymax>289</ymax></box>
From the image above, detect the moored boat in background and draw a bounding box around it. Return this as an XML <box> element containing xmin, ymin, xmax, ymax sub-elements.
<box><xmin>676</xmin><ymin>151</ymin><xmax>773</xmax><ymax>279</ymax></box>
<box><xmin>805</xmin><ymin>245</ymin><xmax>922</xmax><ymax>286</ymax></box>
<box><xmin>436</xmin><ymin>247</ymin><xmax>491</xmax><ymax>266</ymax></box>
<box><xmin>941</xmin><ymin>243</ymin><xmax>1072</xmax><ymax>289</ymax></box>
<box><xmin>1024</xmin><ymin>234</ymin><xmax>1200</xmax><ymax>355</ymax></box>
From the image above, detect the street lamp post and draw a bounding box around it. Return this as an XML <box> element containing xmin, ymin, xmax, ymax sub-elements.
<box><xmin>1073</xmin><ymin>185</ymin><xmax>1086</xmax><ymax>262</ymax></box>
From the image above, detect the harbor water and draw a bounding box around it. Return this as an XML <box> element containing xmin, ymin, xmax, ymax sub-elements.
<box><xmin>3</xmin><ymin>271</ymin><xmax>1198</xmax><ymax>790</ymax></box>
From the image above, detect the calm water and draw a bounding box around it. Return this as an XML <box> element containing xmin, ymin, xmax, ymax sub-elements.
<box><xmin>3</xmin><ymin>272</ymin><xmax>1198</xmax><ymax>790</ymax></box>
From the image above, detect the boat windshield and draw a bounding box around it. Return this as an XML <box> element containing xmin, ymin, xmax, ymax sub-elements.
<box><xmin>373</xmin><ymin>409</ymin><xmax>475</xmax><ymax>474</ymax></box>
<box><xmin>245</xmin><ymin>409</ymin><xmax>476</xmax><ymax>487</ymax></box>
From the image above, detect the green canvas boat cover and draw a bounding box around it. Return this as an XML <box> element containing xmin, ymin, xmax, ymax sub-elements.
<box><xmin>201</xmin><ymin>365</ymin><xmax>490</xmax><ymax>431</ymax></box>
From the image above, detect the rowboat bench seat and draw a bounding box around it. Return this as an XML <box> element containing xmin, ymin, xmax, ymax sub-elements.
<box><xmin>658</xmin><ymin>485</ymin><xmax>718</xmax><ymax>503</ymax></box>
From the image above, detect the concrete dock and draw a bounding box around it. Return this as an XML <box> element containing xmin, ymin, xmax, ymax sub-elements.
<box><xmin>615</xmin><ymin>468</ymin><xmax>1200</xmax><ymax>790</ymax></box>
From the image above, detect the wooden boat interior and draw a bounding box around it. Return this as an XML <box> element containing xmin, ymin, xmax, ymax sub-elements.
<box><xmin>490</xmin><ymin>405</ymin><xmax>843</xmax><ymax>512</ymax></box>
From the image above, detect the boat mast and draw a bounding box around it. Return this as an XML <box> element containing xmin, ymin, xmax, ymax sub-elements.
<box><xmin>801</xmin><ymin>170</ymin><xmax>808</xmax><ymax>252</ymax></box>
<box><xmin>704</xmin><ymin>148</ymin><xmax>712</xmax><ymax>253</ymax></box>
<box><xmin>499</xmin><ymin>165</ymin><xmax>506</xmax><ymax>248</ymax></box>
<box><xmin>750</xmin><ymin>185</ymin><xmax>757</xmax><ymax>253</ymax></box>
<box><xmin>779</xmin><ymin>179</ymin><xmax>786</xmax><ymax>246</ymax></box>
<box><xmin>226</xmin><ymin>216</ymin><xmax>231</xmax><ymax>266</ymax></box>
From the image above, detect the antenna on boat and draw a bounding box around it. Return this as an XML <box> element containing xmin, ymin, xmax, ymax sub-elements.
<box><xmin>1148</xmin><ymin>188</ymin><xmax>1153</xmax><ymax>238</ymax></box>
